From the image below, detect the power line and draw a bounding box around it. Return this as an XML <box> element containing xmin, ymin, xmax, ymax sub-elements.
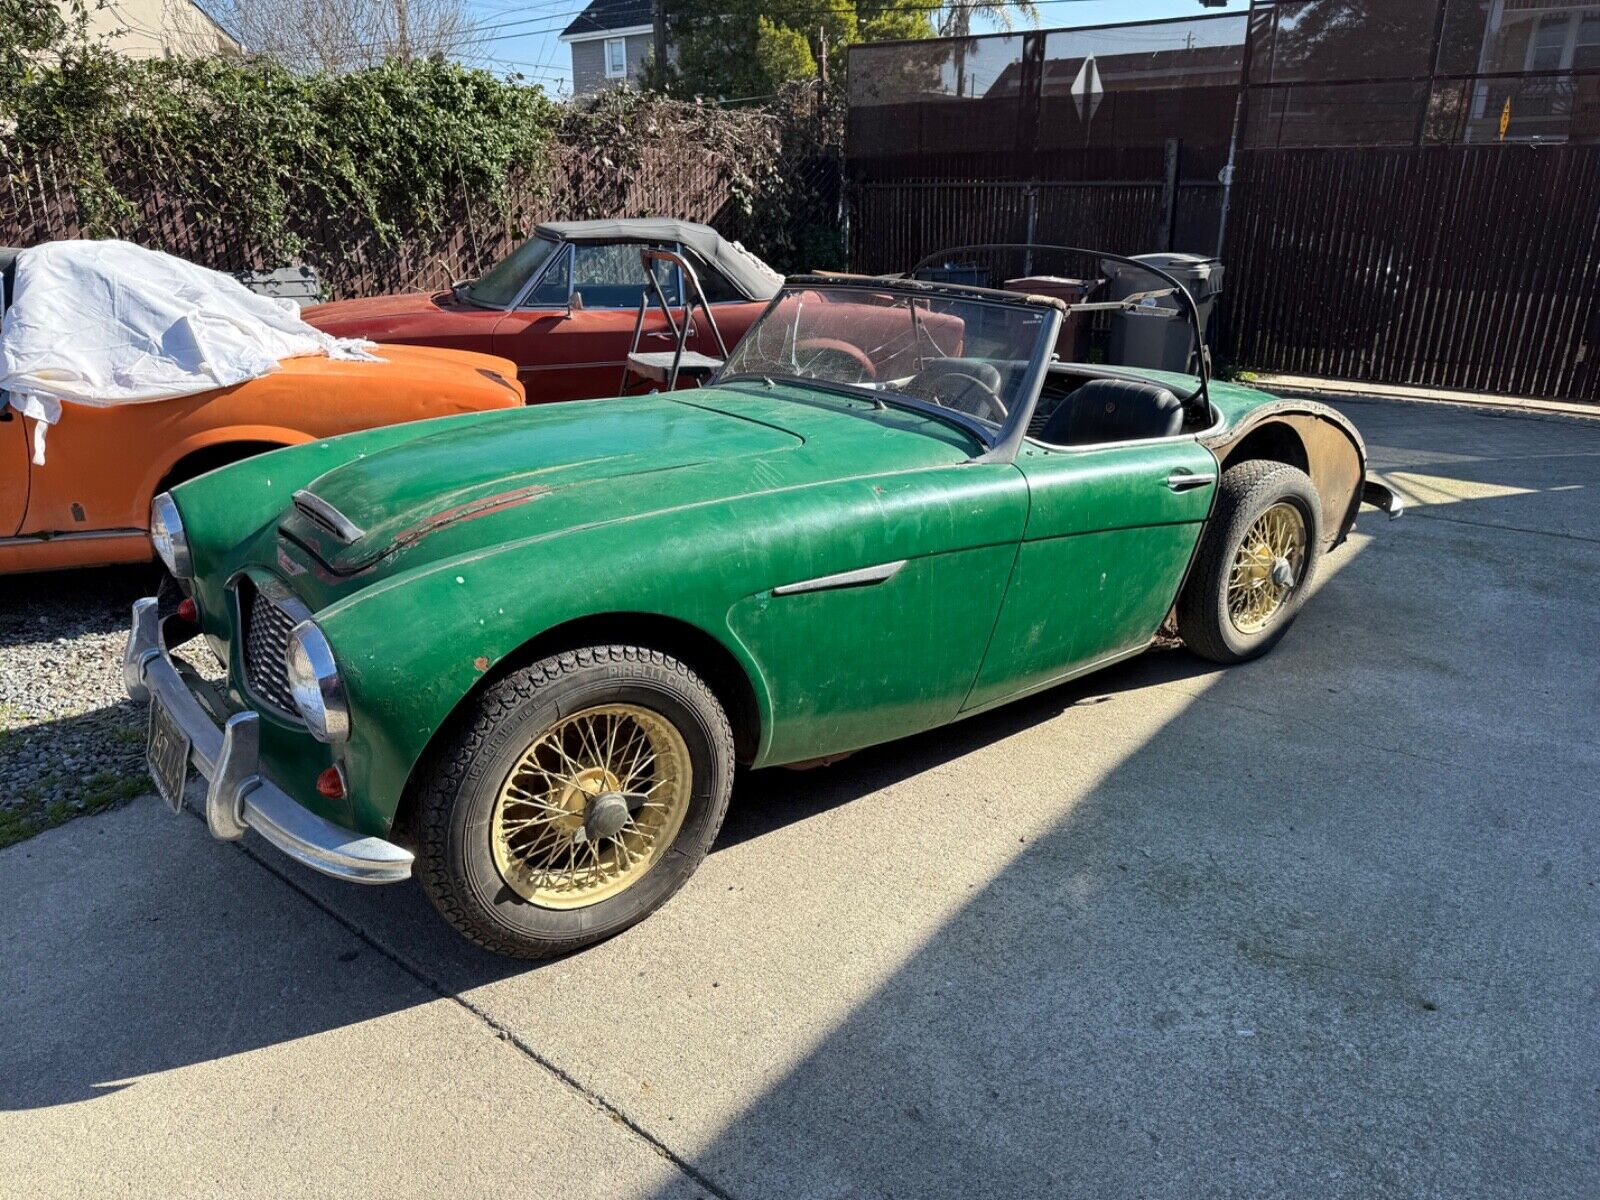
<box><xmin>248</xmin><ymin>1</ymin><xmax>1241</xmax><ymax>72</ymax></box>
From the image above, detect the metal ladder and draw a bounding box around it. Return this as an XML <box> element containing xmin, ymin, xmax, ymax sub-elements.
<box><xmin>619</xmin><ymin>247</ymin><xmax>730</xmax><ymax>395</ymax></box>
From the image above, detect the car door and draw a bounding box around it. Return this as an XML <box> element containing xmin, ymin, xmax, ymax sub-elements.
<box><xmin>0</xmin><ymin>404</ymin><xmax>28</xmax><ymax>535</ymax></box>
<box><xmin>727</xmin><ymin>461</ymin><xmax>1030</xmax><ymax>765</ymax></box>
<box><xmin>493</xmin><ymin>241</ymin><xmax>684</xmax><ymax>403</ymax></box>
<box><xmin>963</xmin><ymin>436</ymin><xmax>1217</xmax><ymax>712</ymax></box>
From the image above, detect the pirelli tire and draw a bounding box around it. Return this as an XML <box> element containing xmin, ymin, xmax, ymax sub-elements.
<box><xmin>412</xmin><ymin>645</ymin><xmax>735</xmax><ymax>959</ymax></box>
<box><xmin>1177</xmin><ymin>460</ymin><xmax>1323</xmax><ymax>665</ymax></box>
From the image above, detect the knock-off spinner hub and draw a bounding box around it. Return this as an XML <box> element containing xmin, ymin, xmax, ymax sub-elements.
<box><xmin>584</xmin><ymin>792</ymin><xmax>632</xmax><ymax>841</ymax></box>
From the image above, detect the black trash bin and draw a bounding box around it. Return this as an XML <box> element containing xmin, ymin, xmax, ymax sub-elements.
<box><xmin>1102</xmin><ymin>253</ymin><xmax>1224</xmax><ymax>374</ymax></box>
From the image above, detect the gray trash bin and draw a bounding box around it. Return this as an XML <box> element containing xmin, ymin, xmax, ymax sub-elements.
<box><xmin>1102</xmin><ymin>253</ymin><xmax>1224</xmax><ymax>374</ymax></box>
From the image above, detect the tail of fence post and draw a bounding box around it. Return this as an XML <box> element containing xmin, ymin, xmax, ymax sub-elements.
<box><xmin>1162</xmin><ymin>138</ymin><xmax>1182</xmax><ymax>251</ymax></box>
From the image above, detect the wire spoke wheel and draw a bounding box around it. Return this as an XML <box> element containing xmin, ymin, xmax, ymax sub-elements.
<box><xmin>1226</xmin><ymin>501</ymin><xmax>1307</xmax><ymax>635</ymax></box>
<box><xmin>491</xmin><ymin>703</ymin><xmax>693</xmax><ymax>910</ymax></box>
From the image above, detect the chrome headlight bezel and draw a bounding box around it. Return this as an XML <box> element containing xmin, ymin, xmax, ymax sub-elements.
<box><xmin>149</xmin><ymin>492</ymin><xmax>192</xmax><ymax>579</ymax></box>
<box><xmin>285</xmin><ymin>620</ymin><xmax>351</xmax><ymax>744</ymax></box>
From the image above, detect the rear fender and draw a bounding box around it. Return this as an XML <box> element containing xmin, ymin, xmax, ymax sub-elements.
<box><xmin>1205</xmin><ymin>400</ymin><xmax>1376</xmax><ymax>549</ymax></box>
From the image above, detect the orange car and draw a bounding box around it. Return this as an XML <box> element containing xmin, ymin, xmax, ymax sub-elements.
<box><xmin>0</xmin><ymin>344</ymin><xmax>525</xmax><ymax>574</ymax></box>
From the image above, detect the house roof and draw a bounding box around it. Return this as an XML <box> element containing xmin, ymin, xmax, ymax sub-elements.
<box><xmin>561</xmin><ymin>0</ymin><xmax>653</xmax><ymax>41</ymax></box>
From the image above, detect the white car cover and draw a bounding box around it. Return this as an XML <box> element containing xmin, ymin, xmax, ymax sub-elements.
<box><xmin>0</xmin><ymin>240</ymin><xmax>378</xmax><ymax>464</ymax></box>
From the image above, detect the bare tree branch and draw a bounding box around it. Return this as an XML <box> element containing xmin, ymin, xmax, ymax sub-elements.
<box><xmin>209</xmin><ymin>0</ymin><xmax>482</xmax><ymax>72</ymax></box>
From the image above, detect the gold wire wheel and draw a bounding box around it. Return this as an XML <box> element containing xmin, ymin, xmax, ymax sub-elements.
<box><xmin>1227</xmin><ymin>501</ymin><xmax>1308</xmax><ymax>635</ymax></box>
<box><xmin>490</xmin><ymin>704</ymin><xmax>693</xmax><ymax>910</ymax></box>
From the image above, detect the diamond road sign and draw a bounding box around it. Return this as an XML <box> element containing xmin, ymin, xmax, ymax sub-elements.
<box><xmin>1071</xmin><ymin>55</ymin><xmax>1104</xmax><ymax>123</ymax></box>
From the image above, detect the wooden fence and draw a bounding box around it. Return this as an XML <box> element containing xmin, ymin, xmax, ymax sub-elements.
<box><xmin>1223</xmin><ymin>144</ymin><xmax>1600</xmax><ymax>402</ymax></box>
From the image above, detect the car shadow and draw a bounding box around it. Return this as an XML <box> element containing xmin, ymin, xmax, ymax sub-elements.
<box><xmin>716</xmin><ymin>648</ymin><xmax>1216</xmax><ymax>853</ymax></box>
<box><xmin>0</xmin><ymin>641</ymin><xmax>1216</xmax><ymax>1114</ymax></box>
<box><xmin>0</xmin><ymin>563</ymin><xmax>156</xmax><ymax>645</ymax></box>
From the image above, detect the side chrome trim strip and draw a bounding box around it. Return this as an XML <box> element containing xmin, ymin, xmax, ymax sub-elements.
<box><xmin>0</xmin><ymin>528</ymin><xmax>145</xmax><ymax>546</ymax></box>
<box><xmin>773</xmin><ymin>560</ymin><xmax>907</xmax><ymax>597</ymax></box>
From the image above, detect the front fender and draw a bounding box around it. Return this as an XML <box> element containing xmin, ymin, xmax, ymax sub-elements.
<box><xmin>313</xmin><ymin>523</ymin><xmax>777</xmax><ymax>838</ymax></box>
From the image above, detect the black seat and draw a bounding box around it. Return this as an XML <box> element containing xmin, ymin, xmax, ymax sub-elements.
<box><xmin>1037</xmin><ymin>378</ymin><xmax>1186</xmax><ymax>446</ymax></box>
<box><xmin>0</xmin><ymin>247</ymin><xmax>19</xmax><ymax>312</ymax></box>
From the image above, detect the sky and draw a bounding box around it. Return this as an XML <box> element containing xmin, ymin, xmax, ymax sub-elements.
<box><xmin>454</xmin><ymin>0</ymin><xmax>1254</xmax><ymax>96</ymax></box>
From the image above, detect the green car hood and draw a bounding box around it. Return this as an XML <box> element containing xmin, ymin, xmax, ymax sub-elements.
<box><xmin>278</xmin><ymin>388</ymin><xmax>975</xmax><ymax>578</ymax></box>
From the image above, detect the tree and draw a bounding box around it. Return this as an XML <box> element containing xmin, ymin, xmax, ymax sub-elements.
<box><xmin>1</xmin><ymin>0</ymin><xmax>82</xmax><ymax>110</ymax></box>
<box><xmin>206</xmin><ymin>0</ymin><xmax>482</xmax><ymax>74</ymax></box>
<box><xmin>937</xmin><ymin>0</ymin><xmax>1038</xmax><ymax>41</ymax></box>
<box><xmin>939</xmin><ymin>1</ymin><xmax>1038</xmax><ymax>100</ymax></box>
<box><xmin>645</xmin><ymin>0</ymin><xmax>938</xmax><ymax>102</ymax></box>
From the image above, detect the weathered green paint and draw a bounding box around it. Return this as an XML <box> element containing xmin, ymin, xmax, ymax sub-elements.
<box><xmin>964</xmin><ymin>437</ymin><xmax>1215</xmax><ymax>711</ymax></box>
<box><xmin>169</xmin><ymin>369</ymin><xmax>1332</xmax><ymax>841</ymax></box>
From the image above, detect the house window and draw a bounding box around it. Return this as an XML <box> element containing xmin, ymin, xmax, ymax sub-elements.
<box><xmin>605</xmin><ymin>37</ymin><xmax>628</xmax><ymax>79</ymax></box>
<box><xmin>1522</xmin><ymin>9</ymin><xmax>1600</xmax><ymax>73</ymax></box>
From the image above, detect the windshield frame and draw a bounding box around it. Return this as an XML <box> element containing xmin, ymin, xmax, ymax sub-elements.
<box><xmin>715</xmin><ymin>280</ymin><xmax>1063</xmax><ymax>458</ymax></box>
<box><xmin>906</xmin><ymin>243</ymin><xmax>1214</xmax><ymax>415</ymax></box>
<box><xmin>458</xmin><ymin>234</ymin><xmax>564</xmax><ymax>310</ymax></box>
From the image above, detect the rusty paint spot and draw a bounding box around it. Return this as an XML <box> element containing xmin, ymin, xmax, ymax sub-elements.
<box><xmin>388</xmin><ymin>485</ymin><xmax>554</xmax><ymax>556</ymax></box>
<box><xmin>473</xmin><ymin>656</ymin><xmax>490</xmax><ymax>672</ymax></box>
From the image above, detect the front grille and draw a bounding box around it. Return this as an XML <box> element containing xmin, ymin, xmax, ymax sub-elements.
<box><xmin>241</xmin><ymin>585</ymin><xmax>300</xmax><ymax>715</ymax></box>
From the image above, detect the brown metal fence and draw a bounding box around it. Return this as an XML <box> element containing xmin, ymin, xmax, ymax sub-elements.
<box><xmin>1225</xmin><ymin>142</ymin><xmax>1600</xmax><ymax>401</ymax></box>
<box><xmin>849</xmin><ymin>144</ymin><xmax>1227</xmax><ymax>274</ymax></box>
<box><xmin>845</xmin><ymin>3</ymin><xmax>1600</xmax><ymax>403</ymax></box>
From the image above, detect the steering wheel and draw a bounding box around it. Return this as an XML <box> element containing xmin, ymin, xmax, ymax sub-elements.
<box><xmin>915</xmin><ymin>366</ymin><xmax>1008</xmax><ymax>422</ymax></box>
<box><xmin>793</xmin><ymin>339</ymin><xmax>877</xmax><ymax>385</ymax></box>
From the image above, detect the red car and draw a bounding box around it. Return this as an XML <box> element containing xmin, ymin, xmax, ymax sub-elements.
<box><xmin>304</xmin><ymin>219</ymin><xmax>782</xmax><ymax>403</ymax></box>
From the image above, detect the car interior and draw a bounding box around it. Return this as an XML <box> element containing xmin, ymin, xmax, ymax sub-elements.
<box><xmin>0</xmin><ymin>246</ymin><xmax>17</xmax><ymax>313</ymax></box>
<box><xmin>1026</xmin><ymin>365</ymin><xmax>1197</xmax><ymax>447</ymax></box>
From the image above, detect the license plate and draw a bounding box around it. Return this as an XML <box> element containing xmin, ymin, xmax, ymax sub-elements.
<box><xmin>147</xmin><ymin>695</ymin><xmax>191</xmax><ymax>814</ymax></box>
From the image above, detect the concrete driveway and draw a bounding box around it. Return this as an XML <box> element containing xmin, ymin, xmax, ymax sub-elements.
<box><xmin>3</xmin><ymin>397</ymin><xmax>1596</xmax><ymax>1199</ymax></box>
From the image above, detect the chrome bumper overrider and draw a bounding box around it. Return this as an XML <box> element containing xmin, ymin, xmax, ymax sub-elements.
<box><xmin>1362</xmin><ymin>478</ymin><xmax>1405</xmax><ymax>520</ymax></box>
<box><xmin>122</xmin><ymin>598</ymin><xmax>413</xmax><ymax>885</ymax></box>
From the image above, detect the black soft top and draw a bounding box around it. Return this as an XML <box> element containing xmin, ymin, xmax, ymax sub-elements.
<box><xmin>533</xmin><ymin>219</ymin><xmax>782</xmax><ymax>301</ymax></box>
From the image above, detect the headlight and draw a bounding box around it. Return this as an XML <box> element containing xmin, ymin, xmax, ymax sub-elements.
<box><xmin>285</xmin><ymin>621</ymin><xmax>350</xmax><ymax>744</ymax></box>
<box><xmin>149</xmin><ymin>493</ymin><xmax>192</xmax><ymax>579</ymax></box>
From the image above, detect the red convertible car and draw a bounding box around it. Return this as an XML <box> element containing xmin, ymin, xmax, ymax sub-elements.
<box><xmin>303</xmin><ymin>220</ymin><xmax>782</xmax><ymax>403</ymax></box>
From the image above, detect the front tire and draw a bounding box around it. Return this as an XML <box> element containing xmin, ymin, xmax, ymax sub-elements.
<box><xmin>413</xmin><ymin>645</ymin><xmax>735</xmax><ymax>959</ymax></box>
<box><xmin>1177</xmin><ymin>460</ymin><xmax>1322</xmax><ymax>664</ymax></box>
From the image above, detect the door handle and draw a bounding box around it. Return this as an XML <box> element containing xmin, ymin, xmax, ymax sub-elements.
<box><xmin>1165</xmin><ymin>471</ymin><xmax>1215</xmax><ymax>493</ymax></box>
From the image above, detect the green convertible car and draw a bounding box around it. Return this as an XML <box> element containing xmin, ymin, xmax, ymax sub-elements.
<box><xmin>125</xmin><ymin>252</ymin><xmax>1401</xmax><ymax>958</ymax></box>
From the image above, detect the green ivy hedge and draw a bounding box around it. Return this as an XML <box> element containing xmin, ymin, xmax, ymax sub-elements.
<box><xmin>0</xmin><ymin>7</ymin><xmax>789</xmax><ymax>270</ymax></box>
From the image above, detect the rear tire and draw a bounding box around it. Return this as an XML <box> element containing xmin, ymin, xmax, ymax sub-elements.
<box><xmin>413</xmin><ymin>645</ymin><xmax>735</xmax><ymax>959</ymax></box>
<box><xmin>1177</xmin><ymin>460</ymin><xmax>1322</xmax><ymax>664</ymax></box>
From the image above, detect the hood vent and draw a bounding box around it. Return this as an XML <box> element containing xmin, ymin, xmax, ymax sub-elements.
<box><xmin>292</xmin><ymin>490</ymin><xmax>365</xmax><ymax>545</ymax></box>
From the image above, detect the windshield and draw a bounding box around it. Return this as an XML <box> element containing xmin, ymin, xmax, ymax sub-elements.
<box><xmin>719</xmin><ymin>286</ymin><xmax>1053</xmax><ymax>432</ymax></box>
<box><xmin>464</xmin><ymin>236</ymin><xmax>560</xmax><ymax>307</ymax></box>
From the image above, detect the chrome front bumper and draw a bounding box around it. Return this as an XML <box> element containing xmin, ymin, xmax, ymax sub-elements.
<box><xmin>122</xmin><ymin>598</ymin><xmax>414</xmax><ymax>885</ymax></box>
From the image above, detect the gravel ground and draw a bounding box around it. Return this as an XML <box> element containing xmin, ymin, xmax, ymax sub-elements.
<box><xmin>0</xmin><ymin>566</ymin><xmax>219</xmax><ymax>848</ymax></box>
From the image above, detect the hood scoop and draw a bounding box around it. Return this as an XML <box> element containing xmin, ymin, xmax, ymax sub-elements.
<box><xmin>292</xmin><ymin>490</ymin><xmax>365</xmax><ymax>544</ymax></box>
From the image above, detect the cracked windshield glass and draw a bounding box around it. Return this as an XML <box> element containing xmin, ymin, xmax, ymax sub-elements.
<box><xmin>720</xmin><ymin>287</ymin><xmax>1052</xmax><ymax>429</ymax></box>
